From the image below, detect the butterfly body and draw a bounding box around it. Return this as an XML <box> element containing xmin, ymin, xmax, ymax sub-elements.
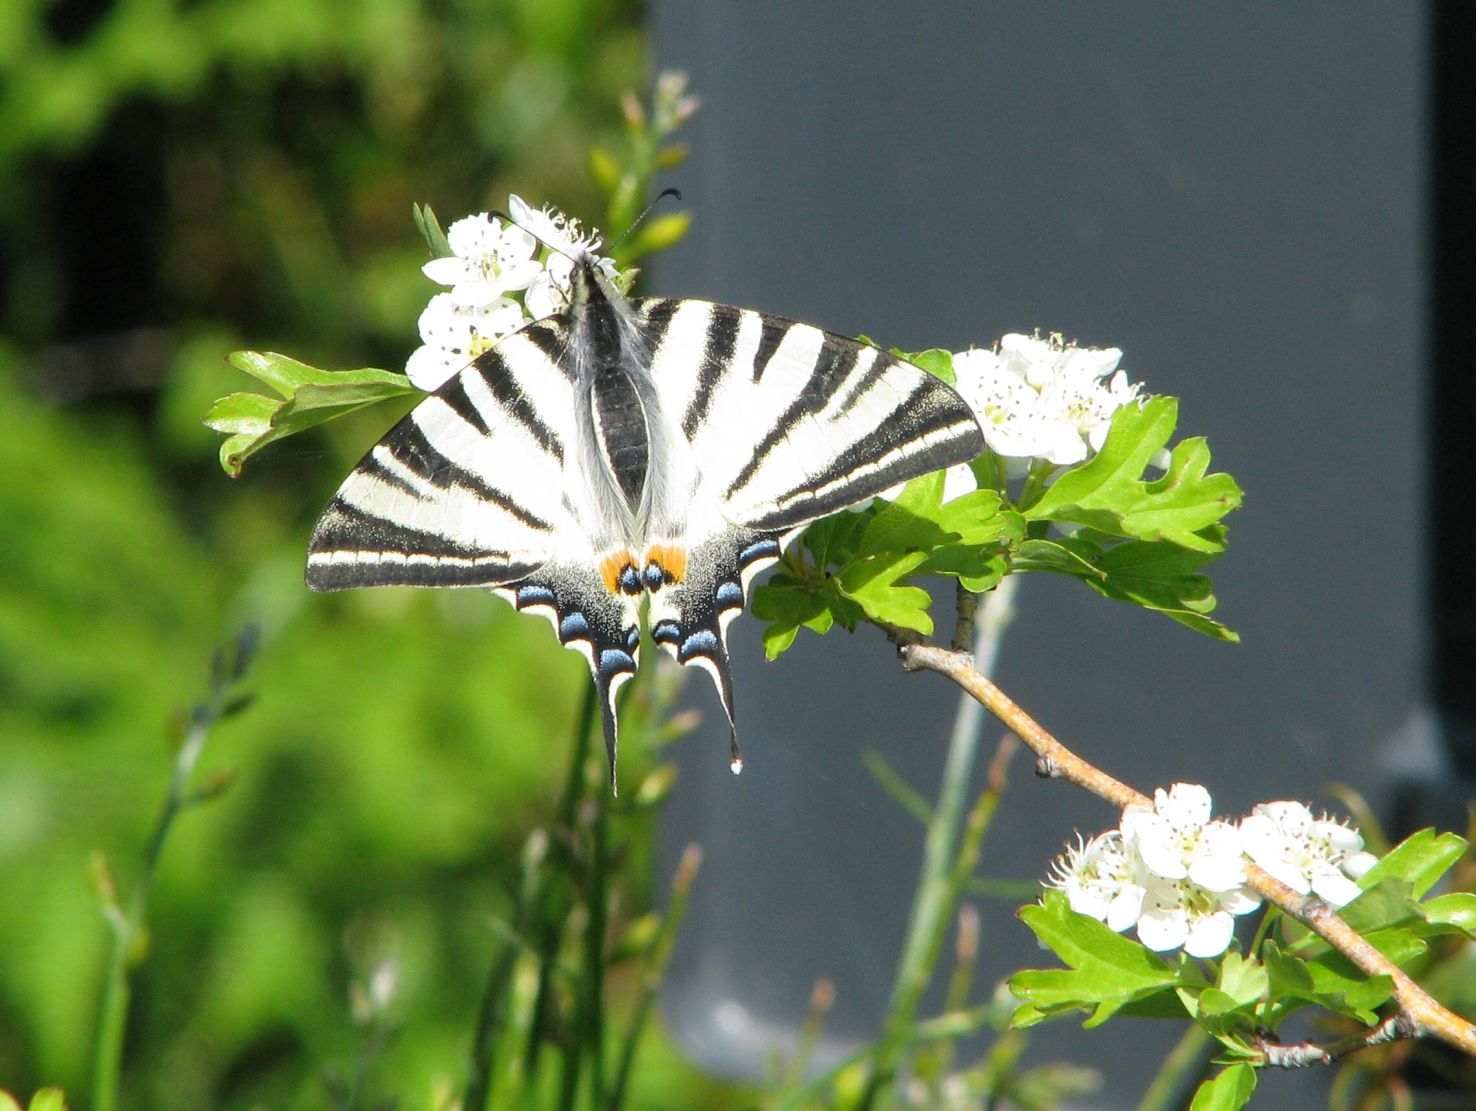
<box><xmin>308</xmin><ymin>256</ymin><xmax>984</xmax><ymax>786</ymax></box>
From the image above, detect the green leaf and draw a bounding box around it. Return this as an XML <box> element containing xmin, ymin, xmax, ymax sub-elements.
<box><xmin>803</xmin><ymin>510</ymin><xmax>870</xmax><ymax>569</ymax></box>
<box><xmin>413</xmin><ymin>202</ymin><xmax>453</xmax><ymax>258</ymax></box>
<box><xmin>1011</xmin><ymin>892</ymin><xmax>1180</xmax><ymax>1027</ymax></box>
<box><xmin>923</xmin><ymin>544</ymin><xmax>1008</xmax><ymax>593</ymax></box>
<box><xmin>1216</xmin><ymin>951</ymin><xmax>1269</xmax><ymax>1009</ymax></box>
<box><xmin>1190</xmin><ymin>1063</ymin><xmax>1256</xmax><ymax>1111</ymax></box>
<box><xmin>1336</xmin><ymin>878</ymin><xmax>1423</xmax><ymax>935</ymax></box>
<box><xmin>1027</xmin><ymin>398</ymin><xmax>1242</xmax><ymax>552</ymax></box>
<box><xmin>205</xmin><ymin>351</ymin><xmax>417</xmax><ymax>476</ymax></box>
<box><xmin>623</xmin><ymin>211</ymin><xmax>692</xmax><ymax>261</ymax></box>
<box><xmin>1012</xmin><ymin>533</ymin><xmax>1239</xmax><ymax>642</ymax></box>
<box><xmin>588</xmin><ymin>146</ymin><xmax>620</xmax><ymax>194</ymax></box>
<box><xmin>837</xmin><ymin>550</ymin><xmax>933</xmax><ymax>633</ymax></box>
<box><xmin>1357</xmin><ymin>829</ymin><xmax>1468</xmax><ymax>899</ymax></box>
<box><xmin>1422</xmin><ymin>892</ymin><xmax>1476</xmax><ymax>934</ymax></box>
<box><xmin>751</xmin><ymin>574</ymin><xmax>858</xmax><ymax>660</ymax></box>
<box><xmin>898</xmin><ymin>347</ymin><xmax>956</xmax><ymax>386</ymax></box>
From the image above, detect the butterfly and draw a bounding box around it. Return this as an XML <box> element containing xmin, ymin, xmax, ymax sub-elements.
<box><xmin>305</xmin><ymin>252</ymin><xmax>985</xmax><ymax>788</ymax></box>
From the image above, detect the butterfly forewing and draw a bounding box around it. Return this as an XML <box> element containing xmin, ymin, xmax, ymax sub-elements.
<box><xmin>639</xmin><ymin>300</ymin><xmax>984</xmax><ymax>532</ymax></box>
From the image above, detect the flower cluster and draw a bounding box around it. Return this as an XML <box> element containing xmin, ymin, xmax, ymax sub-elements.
<box><xmin>405</xmin><ymin>196</ymin><xmax>622</xmax><ymax>392</ymax></box>
<box><xmin>951</xmin><ymin>333</ymin><xmax>1143</xmax><ymax>468</ymax></box>
<box><xmin>1047</xmin><ymin>785</ymin><xmax>1377</xmax><ymax>958</ymax></box>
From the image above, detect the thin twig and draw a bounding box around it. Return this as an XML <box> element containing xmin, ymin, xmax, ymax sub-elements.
<box><xmin>897</xmin><ymin>639</ymin><xmax>1476</xmax><ymax>1059</ymax></box>
<box><xmin>1254</xmin><ymin>1014</ymin><xmax>1416</xmax><ymax>1068</ymax></box>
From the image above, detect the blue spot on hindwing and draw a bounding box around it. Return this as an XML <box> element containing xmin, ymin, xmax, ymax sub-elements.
<box><xmin>560</xmin><ymin>612</ymin><xmax>591</xmax><ymax>641</ymax></box>
<box><xmin>598</xmin><ymin>648</ymin><xmax>636</xmax><ymax>678</ymax></box>
<box><xmin>679</xmin><ymin>629</ymin><xmax>719</xmax><ymax>661</ymax></box>
<box><xmin>715</xmin><ymin>581</ymin><xmax>743</xmax><ymax>609</ymax></box>
<box><xmin>642</xmin><ymin>562</ymin><xmax>665</xmax><ymax>591</ymax></box>
<box><xmin>739</xmin><ymin>538</ymin><xmax>781</xmax><ymax>566</ymax></box>
<box><xmin>517</xmin><ymin>584</ymin><xmax>556</xmax><ymax>608</ymax></box>
<box><xmin>625</xmin><ymin>626</ymin><xmax>640</xmax><ymax>652</ymax></box>
<box><xmin>652</xmin><ymin>620</ymin><xmax>681</xmax><ymax>645</ymax></box>
<box><xmin>618</xmin><ymin>564</ymin><xmax>641</xmax><ymax>594</ymax></box>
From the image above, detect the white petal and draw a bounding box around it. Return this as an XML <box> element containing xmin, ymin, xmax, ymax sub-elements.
<box><xmin>1218</xmin><ymin>885</ymin><xmax>1263</xmax><ymax>916</ymax></box>
<box><xmin>1343</xmin><ymin>851</ymin><xmax>1378</xmax><ymax>879</ymax></box>
<box><xmin>1310</xmin><ymin>866</ymin><xmax>1364</xmax><ymax>907</ymax></box>
<box><xmin>1065</xmin><ymin>880</ymin><xmax>1110</xmax><ymax>921</ymax></box>
<box><xmin>1106</xmin><ymin>883</ymin><xmax>1147</xmax><ymax>932</ymax></box>
<box><xmin>1239</xmin><ymin>813</ymin><xmax>1282</xmax><ymax>860</ymax></box>
<box><xmin>422</xmin><ymin>256</ymin><xmax>472</xmax><ymax>286</ymax></box>
<box><xmin>405</xmin><ymin>345</ymin><xmax>461</xmax><ymax>392</ymax></box>
<box><xmin>1258</xmin><ymin>801</ymin><xmax>1313</xmax><ymax>835</ymax></box>
<box><xmin>1184</xmin><ymin>910</ymin><xmax>1235</xmax><ymax>958</ymax></box>
<box><xmin>1161</xmin><ymin>784</ymin><xmax>1213</xmax><ymax>827</ymax></box>
<box><xmin>1136</xmin><ymin>905</ymin><xmax>1188</xmax><ymax>952</ymax></box>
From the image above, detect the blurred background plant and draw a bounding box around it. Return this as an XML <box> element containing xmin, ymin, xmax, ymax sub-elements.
<box><xmin>0</xmin><ymin>1</ymin><xmax>739</xmax><ymax>1105</ymax></box>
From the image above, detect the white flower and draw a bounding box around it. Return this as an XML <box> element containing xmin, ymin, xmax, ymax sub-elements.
<box><xmin>1047</xmin><ymin>830</ymin><xmax>1147</xmax><ymax>933</ymax></box>
<box><xmin>1135</xmin><ymin>876</ymin><xmax>1261</xmax><ymax>958</ymax></box>
<box><xmin>951</xmin><ymin>333</ymin><xmax>1145</xmax><ymax>467</ymax></box>
<box><xmin>404</xmin><ymin>292</ymin><xmax>525</xmax><ymax>391</ymax></box>
<box><xmin>421</xmin><ymin>213</ymin><xmax>541</xmax><ymax>309</ymax></box>
<box><xmin>508</xmin><ymin>194</ymin><xmax>604</xmax><ymax>256</ymax></box>
<box><xmin>1121</xmin><ymin>783</ymin><xmax>1248</xmax><ymax>893</ymax></box>
<box><xmin>503</xmin><ymin>194</ymin><xmax>622</xmax><ymax>318</ymax></box>
<box><xmin>1240</xmin><ymin>801</ymin><xmax>1376</xmax><ymax>907</ymax></box>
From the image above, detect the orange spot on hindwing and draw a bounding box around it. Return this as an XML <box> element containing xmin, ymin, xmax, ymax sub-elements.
<box><xmin>598</xmin><ymin>549</ymin><xmax>640</xmax><ymax>596</ymax></box>
<box><xmin>641</xmin><ymin>543</ymin><xmax>688</xmax><ymax>591</ymax></box>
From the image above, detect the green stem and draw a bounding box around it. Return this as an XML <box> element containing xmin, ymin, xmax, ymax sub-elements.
<box><xmin>582</xmin><ymin>780</ymin><xmax>609</xmax><ymax>1109</ymax></box>
<box><xmin>608</xmin><ymin>844</ymin><xmax>702</xmax><ymax>1110</ymax></box>
<box><xmin>859</xmin><ymin>577</ymin><xmax>1018</xmax><ymax>1107</ymax></box>
<box><xmin>92</xmin><ymin>631</ymin><xmax>251</xmax><ymax>1111</ymax></box>
<box><xmin>532</xmin><ymin>683</ymin><xmax>598</xmax><ymax>1094</ymax></box>
<box><xmin>1136</xmin><ymin>1023</ymin><xmax>1214</xmax><ymax>1111</ymax></box>
<box><xmin>464</xmin><ymin>830</ymin><xmax>547</xmax><ymax>1111</ymax></box>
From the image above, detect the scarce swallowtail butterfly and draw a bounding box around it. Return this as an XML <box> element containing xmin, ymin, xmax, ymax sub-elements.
<box><xmin>306</xmin><ymin>249</ymin><xmax>985</xmax><ymax>788</ymax></box>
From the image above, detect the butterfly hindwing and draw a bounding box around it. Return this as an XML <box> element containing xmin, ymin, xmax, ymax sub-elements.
<box><xmin>496</xmin><ymin>560</ymin><xmax>642</xmax><ymax>788</ymax></box>
<box><xmin>645</xmin><ymin>529</ymin><xmax>786</xmax><ymax>770</ymax></box>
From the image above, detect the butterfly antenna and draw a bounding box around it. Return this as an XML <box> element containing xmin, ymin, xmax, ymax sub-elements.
<box><xmin>607</xmin><ymin>187</ymin><xmax>684</xmax><ymax>254</ymax></box>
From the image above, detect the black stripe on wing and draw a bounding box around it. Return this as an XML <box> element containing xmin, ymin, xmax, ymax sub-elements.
<box><xmin>307</xmin><ymin>498</ymin><xmax>546</xmax><ymax>589</ymax></box>
<box><xmin>738</xmin><ymin>379</ymin><xmax>985</xmax><ymax>531</ymax></box>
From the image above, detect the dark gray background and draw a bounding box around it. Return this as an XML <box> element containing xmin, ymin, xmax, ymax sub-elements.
<box><xmin>649</xmin><ymin>5</ymin><xmax>1426</xmax><ymax>1106</ymax></box>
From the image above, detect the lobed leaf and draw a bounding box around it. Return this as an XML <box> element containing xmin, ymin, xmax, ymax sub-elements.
<box><xmin>1027</xmin><ymin>398</ymin><xmax>1242</xmax><ymax>552</ymax></box>
<box><xmin>1011</xmin><ymin>892</ymin><xmax>1180</xmax><ymax>1027</ymax></box>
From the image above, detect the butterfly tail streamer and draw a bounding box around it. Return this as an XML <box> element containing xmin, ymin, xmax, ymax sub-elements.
<box><xmin>650</xmin><ymin>529</ymin><xmax>785</xmax><ymax>774</ymax></box>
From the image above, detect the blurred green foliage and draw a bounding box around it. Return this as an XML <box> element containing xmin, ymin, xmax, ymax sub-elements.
<box><xmin>0</xmin><ymin>1</ymin><xmax>738</xmax><ymax>1106</ymax></box>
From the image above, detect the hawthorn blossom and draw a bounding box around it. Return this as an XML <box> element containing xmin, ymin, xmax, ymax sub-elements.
<box><xmin>421</xmin><ymin>213</ymin><xmax>541</xmax><ymax>309</ymax></box>
<box><xmin>404</xmin><ymin>293</ymin><xmax>525</xmax><ymax>392</ymax></box>
<box><xmin>1121</xmin><ymin>783</ymin><xmax>1249</xmax><ymax>894</ymax></box>
<box><xmin>1047</xmin><ymin>830</ymin><xmax>1146</xmax><ymax>932</ymax></box>
<box><xmin>1240</xmin><ymin>801</ymin><xmax>1378</xmax><ymax>907</ymax></box>
<box><xmin>1135</xmin><ymin>875</ymin><xmax>1263</xmax><ymax>958</ymax></box>
<box><xmin>508</xmin><ymin>193</ymin><xmax>621</xmax><ymax>318</ymax></box>
<box><xmin>1045</xmin><ymin>782</ymin><xmax>1261</xmax><ymax>958</ymax></box>
<box><xmin>406</xmin><ymin>196</ymin><xmax>624</xmax><ymax>391</ymax></box>
<box><xmin>950</xmin><ymin>333</ymin><xmax>1145</xmax><ymax>467</ymax></box>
